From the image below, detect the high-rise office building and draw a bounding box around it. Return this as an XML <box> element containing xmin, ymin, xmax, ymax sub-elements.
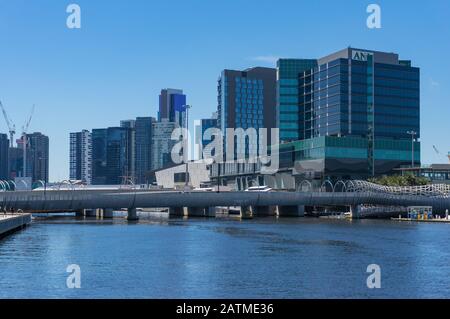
<box><xmin>92</xmin><ymin>129</ymin><xmax>108</xmax><ymax>185</ymax></box>
<box><xmin>0</xmin><ymin>134</ymin><xmax>9</xmax><ymax>180</ymax></box>
<box><xmin>120</xmin><ymin>120</ymin><xmax>136</xmax><ymax>180</ymax></box>
<box><xmin>277</xmin><ymin>59</ymin><xmax>318</xmax><ymax>141</ymax></box>
<box><xmin>69</xmin><ymin>130</ymin><xmax>92</xmax><ymax>184</ymax></box>
<box><xmin>277</xmin><ymin>47</ymin><xmax>421</xmax><ymax>178</ymax></box>
<box><xmin>92</xmin><ymin>127</ymin><xmax>133</xmax><ymax>185</ymax></box>
<box><xmin>194</xmin><ymin>112</ymin><xmax>218</xmax><ymax>160</ymax></box>
<box><xmin>158</xmin><ymin>88</ymin><xmax>187</xmax><ymax>127</ymax></box>
<box><xmin>151</xmin><ymin>119</ymin><xmax>178</xmax><ymax>171</ymax></box>
<box><xmin>217</xmin><ymin>67</ymin><xmax>276</xmax><ymax>160</ymax></box>
<box><xmin>135</xmin><ymin>117</ymin><xmax>155</xmax><ymax>184</ymax></box>
<box><xmin>25</xmin><ymin>132</ymin><xmax>49</xmax><ymax>183</ymax></box>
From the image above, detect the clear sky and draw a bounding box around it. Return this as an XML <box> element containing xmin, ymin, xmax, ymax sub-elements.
<box><xmin>0</xmin><ymin>0</ymin><xmax>449</xmax><ymax>181</ymax></box>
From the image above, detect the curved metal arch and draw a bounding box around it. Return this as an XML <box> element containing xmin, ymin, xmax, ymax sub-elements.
<box><xmin>333</xmin><ymin>180</ymin><xmax>347</xmax><ymax>193</ymax></box>
<box><xmin>297</xmin><ymin>180</ymin><xmax>312</xmax><ymax>192</ymax></box>
<box><xmin>7</xmin><ymin>180</ymin><xmax>16</xmax><ymax>191</ymax></box>
<box><xmin>320</xmin><ymin>180</ymin><xmax>334</xmax><ymax>193</ymax></box>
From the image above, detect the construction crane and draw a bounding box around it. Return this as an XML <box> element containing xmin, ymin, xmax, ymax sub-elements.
<box><xmin>433</xmin><ymin>145</ymin><xmax>450</xmax><ymax>164</ymax></box>
<box><xmin>0</xmin><ymin>100</ymin><xmax>16</xmax><ymax>148</ymax></box>
<box><xmin>21</xmin><ymin>104</ymin><xmax>35</xmax><ymax>178</ymax></box>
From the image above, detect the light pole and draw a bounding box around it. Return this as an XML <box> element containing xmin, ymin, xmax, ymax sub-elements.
<box><xmin>407</xmin><ymin>130</ymin><xmax>417</xmax><ymax>168</ymax></box>
<box><xmin>183</xmin><ymin>105</ymin><xmax>192</xmax><ymax>190</ymax></box>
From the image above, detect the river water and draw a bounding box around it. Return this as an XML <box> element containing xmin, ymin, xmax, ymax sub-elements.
<box><xmin>0</xmin><ymin>215</ymin><xmax>449</xmax><ymax>298</ymax></box>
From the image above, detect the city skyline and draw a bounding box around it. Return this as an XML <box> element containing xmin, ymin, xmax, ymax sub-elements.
<box><xmin>0</xmin><ymin>0</ymin><xmax>449</xmax><ymax>181</ymax></box>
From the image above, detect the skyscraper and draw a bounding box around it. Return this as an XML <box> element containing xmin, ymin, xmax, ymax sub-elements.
<box><xmin>70</xmin><ymin>130</ymin><xmax>92</xmax><ymax>184</ymax></box>
<box><xmin>276</xmin><ymin>59</ymin><xmax>318</xmax><ymax>142</ymax></box>
<box><xmin>25</xmin><ymin>132</ymin><xmax>49</xmax><ymax>183</ymax></box>
<box><xmin>135</xmin><ymin>117</ymin><xmax>155</xmax><ymax>184</ymax></box>
<box><xmin>151</xmin><ymin>119</ymin><xmax>178</xmax><ymax>171</ymax></box>
<box><xmin>120</xmin><ymin>120</ymin><xmax>136</xmax><ymax>180</ymax></box>
<box><xmin>92</xmin><ymin>127</ymin><xmax>133</xmax><ymax>185</ymax></box>
<box><xmin>217</xmin><ymin>67</ymin><xmax>276</xmax><ymax>160</ymax></box>
<box><xmin>0</xmin><ymin>134</ymin><xmax>9</xmax><ymax>180</ymax></box>
<box><xmin>158</xmin><ymin>88</ymin><xmax>187</xmax><ymax>127</ymax></box>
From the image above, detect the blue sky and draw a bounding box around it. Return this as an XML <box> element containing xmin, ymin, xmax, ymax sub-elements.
<box><xmin>0</xmin><ymin>0</ymin><xmax>449</xmax><ymax>181</ymax></box>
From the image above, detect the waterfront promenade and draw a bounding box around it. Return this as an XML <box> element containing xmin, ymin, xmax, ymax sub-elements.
<box><xmin>0</xmin><ymin>214</ymin><xmax>32</xmax><ymax>238</ymax></box>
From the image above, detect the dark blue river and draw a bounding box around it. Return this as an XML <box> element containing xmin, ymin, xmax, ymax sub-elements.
<box><xmin>1</xmin><ymin>215</ymin><xmax>449</xmax><ymax>298</ymax></box>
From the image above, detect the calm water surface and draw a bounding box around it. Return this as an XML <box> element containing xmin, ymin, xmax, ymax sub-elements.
<box><xmin>1</xmin><ymin>215</ymin><xmax>449</xmax><ymax>298</ymax></box>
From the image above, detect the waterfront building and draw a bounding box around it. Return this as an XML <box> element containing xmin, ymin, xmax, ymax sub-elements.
<box><xmin>25</xmin><ymin>132</ymin><xmax>49</xmax><ymax>183</ymax></box>
<box><xmin>277</xmin><ymin>47</ymin><xmax>420</xmax><ymax>179</ymax></box>
<box><xmin>277</xmin><ymin>59</ymin><xmax>318</xmax><ymax>142</ymax></box>
<box><xmin>7</xmin><ymin>147</ymin><xmax>23</xmax><ymax>180</ymax></box>
<box><xmin>120</xmin><ymin>120</ymin><xmax>136</xmax><ymax>181</ymax></box>
<box><xmin>135</xmin><ymin>117</ymin><xmax>156</xmax><ymax>184</ymax></box>
<box><xmin>158</xmin><ymin>88</ymin><xmax>187</xmax><ymax>127</ymax></box>
<box><xmin>69</xmin><ymin>130</ymin><xmax>92</xmax><ymax>184</ymax></box>
<box><xmin>217</xmin><ymin>67</ymin><xmax>276</xmax><ymax>161</ymax></box>
<box><xmin>151</xmin><ymin>119</ymin><xmax>178</xmax><ymax>171</ymax></box>
<box><xmin>0</xmin><ymin>134</ymin><xmax>9</xmax><ymax>179</ymax></box>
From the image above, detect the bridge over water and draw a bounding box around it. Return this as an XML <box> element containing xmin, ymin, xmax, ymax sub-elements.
<box><xmin>1</xmin><ymin>183</ymin><xmax>450</xmax><ymax>219</ymax></box>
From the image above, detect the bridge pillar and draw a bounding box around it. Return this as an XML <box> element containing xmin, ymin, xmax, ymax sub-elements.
<box><xmin>240</xmin><ymin>206</ymin><xmax>253</xmax><ymax>219</ymax></box>
<box><xmin>277</xmin><ymin>205</ymin><xmax>305</xmax><ymax>217</ymax></box>
<box><xmin>168</xmin><ymin>207</ymin><xmax>185</xmax><ymax>217</ymax></box>
<box><xmin>127</xmin><ymin>208</ymin><xmax>139</xmax><ymax>221</ymax></box>
<box><xmin>207</xmin><ymin>207</ymin><xmax>216</xmax><ymax>217</ymax></box>
<box><xmin>103</xmin><ymin>208</ymin><xmax>114</xmax><ymax>219</ymax></box>
<box><xmin>85</xmin><ymin>209</ymin><xmax>97</xmax><ymax>218</ymax></box>
<box><xmin>350</xmin><ymin>205</ymin><xmax>361</xmax><ymax>219</ymax></box>
<box><xmin>186</xmin><ymin>207</ymin><xmax>208</xmax><ymax>217</ymax></box>
<box><xmin>75</xmin><ymin>209</ymin><xmax>85</xmax><ymax>217</ymax></box>
<box><xmin>252</xmin><ymin>206</ymin><xmax>277</xmax><ymax>217</ymax></box>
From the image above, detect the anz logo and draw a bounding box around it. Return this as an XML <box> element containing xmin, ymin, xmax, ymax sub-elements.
<box><xmin>352</xmin><ymin>50</ymin><xmax>373</xmax><ymax>62</ymax></box>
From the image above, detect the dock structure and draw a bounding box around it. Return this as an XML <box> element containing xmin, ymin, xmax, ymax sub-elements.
<box><xmin>0</xmin><ymin>214</ymin><xmax>32</xmax><ymax>238</ymax></box>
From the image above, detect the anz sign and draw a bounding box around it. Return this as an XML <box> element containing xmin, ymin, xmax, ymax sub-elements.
<box><xmin>352</xmin><ymin>50</ymin><xmax>373</xmax><ymax>62</ymax></box>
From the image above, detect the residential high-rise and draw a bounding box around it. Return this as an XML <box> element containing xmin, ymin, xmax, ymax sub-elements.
<box><xmin>217</xmin><ymin>67</ymin><xmax>277</xmax><ymax>160</ymax></box>
<box><xmin>92</xmin><ymin>127</ymin><xmax>133</xmax><ymax>185</ymax></box>
<box><xmin>135</xmin><ymin>117</ymin><xmax>155</xmax><ymax>184</ymax></box>
<box><xmin>69</xmin><ymin>130</ymin><xmax>92</xmax><ymax>184</ymax></box>
<box><xmin>0</xmin><ymin>134</ymin><xmax>9</xmax><ymax>180</ymax></box>
<box><xmin>276</xmin><ymin>47</ymin><xmax>421</xmax><ymax>179</ymax></box>
<box><xmin>158</xmin><ymin>88</ymin><xmax>187</xmax><ymax>127</ymax></box>
<box><xmin>120</xmin><ymin>120</ymin><xmax>136</xmax><ymax>181</ymax></box>
<box><xmin>151</xmin><ymin>119</ymin><xmax>178</xmax><ymax>171</ymax></box>
<box><xmin>91</xmin><ymin>129</ymin><xmax>108</xmax><ymax>185</ymax></box>
<box><xmin>8</xmin><ymin>147</ymin><xmax>23</xmax><ymax>180</ymax></box>
<box><xmin>25</xmin><ymin>132</ymin><xmax>49</xmax><ymax>183</ymax></box>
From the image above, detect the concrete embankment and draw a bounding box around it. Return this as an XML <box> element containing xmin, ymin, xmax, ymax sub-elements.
<box><xmin>0</xmin><ymin>214</ymin><xmax>32</xmax><ymax>238</ymax></box>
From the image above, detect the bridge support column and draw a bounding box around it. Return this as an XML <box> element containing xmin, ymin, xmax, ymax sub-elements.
<box><xmin>240</xmin><ymin>206</ymin><xmax>253</xmax><ymax>219</ymax></box>
<box><xmin>127</xmin><ymin>208</ymin><xmax>139</xmax><ymax>221</ymax></box>
<box><xmin>168</xmin><ymin>207</ymin><xmax>185</xmax><ymax>217</ymax></box>
<box><xmin>85</xmin><ymin>209</ymin><xmax>97</xmax><ymax>218</ymax></box>
<box><xmin>75</xmin><ymin>209</ymin><xmax>85</xmax><ymax>217</ymax></box>
<box><xmin>277</xmin><ymin>205</ymin><xmax>305</xmax><ymax>217</ymax></box>
<box><xmin>186</xmin><ymin>207</ymin><xmax>211</xmax><ymax>217</ymax></box>
<box><xmin>207</xmin><ymin>207</ymin><xmax>216</xmax><ymax>217</ymax></box>
<box><xmin>252</xmin><ymin>206</ymin><xmax>277</xmax><ymax>217</ymax></box>
<box><xmin>103</xmin><ymin>208</ymin><xmax>114</xmax><ymax>219</ymax></box>
<box><xmin>350</xmin><ymin>205</ymin><xmax>361</xmax><ymax>219</ymax></box>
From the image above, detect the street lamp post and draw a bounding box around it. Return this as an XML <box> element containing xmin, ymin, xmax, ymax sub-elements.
<box><xmin>183</xmin><ymin>105</ymin><xmax>192</xmax><ymax>190</ymax></box>
<box><xmin>407</xmin><ymin>130</ymin><xmax>417</xmax><ymax>168</ymax></box>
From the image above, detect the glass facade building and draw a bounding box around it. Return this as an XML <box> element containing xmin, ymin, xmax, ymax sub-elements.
<box><xmin>134</xmin><ymin>117</ymin><xmax>155</xmax><ymax>184</ymax></box>
<box><xmin>217</xmin><ymin>67</ymin><xmax>276</xmax><ymax>161</ymax></box>
<box><xmin>92</xmin><ymin>127</ymin><xmax>133</xmax><ymax>185</ymax></box>
<box><xmin>69</xmin><ymin>130</ymin><xmax>92</xmax><ymax>184</ymax></box>
<box><xmin>0</xmin><ymin>134</ymin><xmax>8</xmax><ymax>180</ymax></box>
<box><xmin>276</xmin><ymin>48</ymin><xmax>421</xmax><ymax>179</ymax></box>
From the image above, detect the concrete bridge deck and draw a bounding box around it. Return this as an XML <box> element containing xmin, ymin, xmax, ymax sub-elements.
<box><xmin>1</xmin><ymin>190</ymin><xmax>449</xmax><ymax>216</ymax></box>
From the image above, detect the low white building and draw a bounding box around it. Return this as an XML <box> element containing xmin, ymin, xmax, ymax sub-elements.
<box><xmin>155</xmin><ymin>160</ymin><xmax>212</xmax><ymax>189</ymax></box>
